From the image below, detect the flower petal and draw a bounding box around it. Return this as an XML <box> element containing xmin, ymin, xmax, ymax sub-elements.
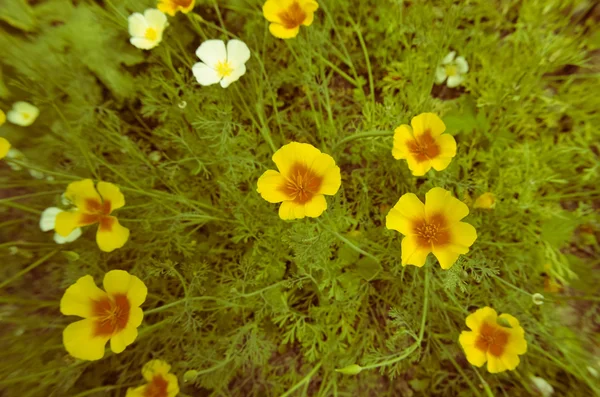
<box><xmin>269</xmin><ymin>23</ymin><xmax>300</xmax><ymax>39</ymax></box>
<box><xmin>278</xmin><ymin>200</ymin><xmax>306</xmax><ymax>220</ymax></box>
<box><xmin>272</xmin><ymin>142</ymin><xmax>321</xmax><ymax>177</ymax></box>
<box><xmin>450</xmin><ymin>221</ymin><xmax>477</xmax><ymax>250</ymax></box>
<box><xmin>304</xmin><ymin>194</ymin><xmax>327</xmax><ymax>218</ymax></box>
<box><xmin>142</xmin><ymin>359</ymin><xmax>172</xmax><ymax>381</ymax></box>
<box><xmin>263</xmin><ymin>0</ymin><xmax>285</xmax><ymax>23</ymax></box>
<box><xmin>465</xmin><ymin>307</ymin><xmax>498</xmax><ymax>332</ymax></box>
<box><xmin>431</xmin><ymin>244</ymin><xmax>461</xmax><ymax>269</ymax></box>
<box><xmin>220</xmin><ymin>64</ymin><xmax>246</xmax><ymax>88</ymax></box>
<box><xmin>55</xmin><ymin>210</ymin><xmax>96</xmax><ymax>237</ymax></box>
<box><xmin>96</xmin><ymin>216</ymin><xmax>130</xmax><ymax>252</ymax></box>
<box><xmin>386</xmin><ymin>193</ymin><xmax>425</xmax><ymax>235</ymax></box>
<box><xmin>486</xmin><ymin>354</ymin><xmax>510</xmax><ymax>373</ymax></box>
<box><xmin>64</xmin><ymin>179</ymin><xmax>101</xmax><ymax>211</ymax></box>
<box><xmin>435</xmin><ymin>66</ymin><xmax>447</xmax><ymax>84</ymax></box>
<box><xmin>40</xmin><ymin>207</ymin><xmax>62</xmax><ymax>232</ymax></box>
<box><xmin>130</xmin><ymin>37</ymin><xmax>158</xmax><ymax>50</ymax></box>
<box><xmin>392</xmin><ymin>124</ymin><xmax>415</xmax><ymax>160</ymax></box>
<box><xmin>447</xmin><ymin>75</ymin><xmax>464</xmax><ymax>88</ymax></box>
<box><xmin>309</xmin><ymin>153</ymin><xmax>341</xmax><ymax>196</ymax></box>
<box><xmin>0</xmin><ymin>137</ymin><xmax>10</xmax><ymax>159</ymax></box>
<box><xmin>60</xmin><ymin>275</ymin><xmax>108</xmax><ymax>318</ymax></box>
<box><xmin>144</xmin><ymin>9</ymin><xmax>167</xmax><ymax>30</ymax></box>
<box><xmin>97</xmin><ymin>182</ymin><xmax>125</xmax><ymax>212</ymax></box>
<box><xmin>455</xmin><ymin>56</ymin><xmax>469</xmax><ymax>73</ymax></box>
<box><xmin>442</xmin><ymin>51</ymin><xmax>456</xmax><ymax>64</ymax></box>
<box><xmin>166</xmin><ymin>373</ymin><xmax>180</xmax><ymax>397</ymax></box>
<box><xmin>125</xmin><ymin>385</ymin><xmax>146</xmax><ymax>397</ymax></box>
<box><xmin>430</xmin><ymin>156</ymin><xmax>453</xmax><ymax>172</ymax></box>
<box><xmin>110</xmin><ymin>323</ymin><xmax>138</xmax><ymax>354</ymax></box>
<box><xmin>459</xmin><ymin>331</ymin><xmax>487</xmax><ymax>367</ymax></box>
<box><xmin>257</xmin><ymin>170</ymin><xmax>292</xmax><ymax>203</ymax></box>
<box><xmin>411</xmin><ymin>112</ymin><xmax>446</xmax><ymax>137</ymax></box>
<box><xmin>63</xmin><ymin>319</ymin><xmax>110</xmax><ymax>361</ymax></box>
<box><xmin>425</xmin><ymin>187</ymin><xmax>469</xmax><ymax>223</ymax></box>
<box><xmin>195</xmin><ymin>40</ymin><xmax>226</xmax><ymax>69</ymax></box>
<box><xmin>128</xmin><ymin>13</ymin><xmax>147</xmax><ymax>37</ymax></box>
<box><xmin>54</xmin><ymin>228</ymin><xmax>82</xmax><ymax>244</ymax></box>
<box><xmin>406</xmin><ymin>156</ymin><xmax>432</xmax><ymax>177</ymax></box>
<box><xmin>436</xmin><ymin>134</ymin><xmax>457</xmax><ymax>158</ymax></box>
<box><xmin>103</xmin><ymin>270</ymin><xmax>148</xmax><ymax>307</ymax></box>
<box><xmin>192</xmin><ymin>62</ymin><xmax>221</xmax><ymax>86</ymax></box>
<box><xmin>226</xmin><ymin>39</ymin><xmax>251</xmax><ymax>69</ymax></box>
<box><xmin>401</xmin><ymin>235</ymin><xmax>430</xmax><ymax>267</ymax></box>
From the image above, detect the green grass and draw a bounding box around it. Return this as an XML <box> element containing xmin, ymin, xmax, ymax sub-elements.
<box><xmin>1</xmin><ymin>0</ymin><xmax>599</xmax><ymax>396</ymax></box>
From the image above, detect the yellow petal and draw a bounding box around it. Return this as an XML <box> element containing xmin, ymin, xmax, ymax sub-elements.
<box><xmin>459</xmin><ymin>331</ymin><xmax>487</xmax><ymax>367</ymax></box>
<box><xmin>97</xmin><ymin>181</ymin><xmax>125</xmax><ymax>212</ymax></box>
<box><xmin>269</xmin><ymin>23</ymin><xmax>300</xmax><ymax>39</ymax></box>
<box><xmin>499</xmin><ymin>314</ymin><xmax>527</xmax><ymax>355</ymax></box>
<box><xmin>311</xmin><ymin>153</ymin><xmax>341</xmax><ymax>196</ymax></box>
<box><xmin>279</xmin><ymin>200</ymin><xmax>305</xmax><ymax>220</ymax></box>
<box><xmin>431</xmin><ymin>244</ymin><xmax>461</xmax><ymax>269</ymax></box>
<box><xmin>60</xmin><ymin>275</ymin><xmax>108</xmax><ymax>318</ymax></box>
<box><xmin>465</xmin><ymin>307</ymin><xmax>498</xmax><ymax>332</ymax></box>
<box><xmin>96</xmin><ymin>216</ymin><xmax>130</xmax><ymax>252</ymax></box>
<box><xmin>157</xmin><ymin>1</ymin><xmax>177</xmax><ymax>16</ymax></box>
<box><xmin>299</xmin><ymin>0</ymin><xmax>319</xmax><ymax>13</ymax></box>
<box><xmin>110</xmin><ymin>323</ymin><xmax>138</xmax><ymax>354</ymax></box>
<box><xmin>436</xmin><ymin>134</ymin><xmax>457</xmax><ymax>157</ymax></box>
<box><xmin>401</xmin><ymin>235</ymin><xmax>430</xmax><ymax>267</ymax></box>
<box><xmin>55</xmin><ymin>210</ymin><xmax>96</xmax><ymax>237</ymax></box>
<box><xmin>304</xmin><ymin>194</ymin><xmax>327</xmax><ymax>217</ymax></box>
<box><xmin>474</xmin><ymin>192</ymin><xmax>496</xmax><ymax>209</ymax></box>
<box><xmin>406</xmin><ymin>155</ymin><xmax>432</xmax><ymax>176</ymax></box>
<box><xmin>272</xmin><ymin>142</ymin><xmax>321</xmax><ymax>176</ymax></box>
<box><xmin>64</xmin><ymin>179</ymin><xmax>102</xmax><ymax>211</ymax></box>
<box><xmin>450</xmin><ymin>222</ymin><xmax>477</xmax><ymax>250</ymax></box>
<box><xmin>386</xmin><ymin>193</ymin><xmax>425</xmax><ymax>235</ymax></box>
<box><xmin>263</xmin><ymin>0</ymin><xmax>285</xmax><ymax>23</ymax></box>
<box><xmin>430</xmin><ymin>156</ymin><xmax>453</xmax><ymax>171</ymax></box>
<box><xmin>391</xmin><ymin>124</ymin><xmax>414</xmax><ymax>160</ymax></box>
<box><xmin>103</xmin><ymin>270</ymin><xmax>148</xmax><ymax>307</ymax></box>
<box><xmin>63</xmin><ymin>318</ymin><xmax>110</xmax><ymax>361</ymax></box>
<box><xmin>425</xmin><ymin>187</ymin><xmax>469</xmax><ymax>222</ymax></box>
<box><xmin>0</xmin><ymin>109</ymin><xmax>5</xmax><ymax>126</ymax></box>
<box><xmin>410</xmin><ymin>112</ymin><xmax>446</xmax><ymax>137</ymax></box>
<box><xmin>125</xmin><ymin>385</ymin><xmax>146</xmax><ymax>397</ymax></box>
<box><xmin>142</xmin><ymin>359</ymin><xmax>172</xmax><ymax>381</ymax></box>
<box><xmin>257</xmin><ymin>170</ymin><xmax>291</xmax><ymax>203</ymax></box>
<box><xmin>166</xmin><ymin>373</ymin><xmax>180</xmax><ymax>397</ymax></box>
<box><xmin>486</xmin><ymin>354</ymin><xmax>511</xmax><ymax>373</ymax></box>
<box><xmin>0</xmin><ymin>137</ymin><xmax>10</xmax><ymax>159</ymax></box>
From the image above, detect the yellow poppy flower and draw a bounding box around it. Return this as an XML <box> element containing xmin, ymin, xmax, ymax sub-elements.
<box><xmin>60</xmin><ymin>270</ymin><xmax>147</xmax><ymax>361</ymax></box>
<box><xmin>126</xmin><ymin>359</ymin><xmax>180</xmax><ymax>397</ymax></box>
<box><xmin>386</xmin><ymin>187</ymin><xmax>477</xmax><ymax>269</ymax></box>
<box><xmin>392</xmin><ymin>113</ymin><xmax>457</xmax><ymax>176</ymax></box>
<box><xmin>158</xmin><ymin>0</ymin><xmax>195</xmax><ymax>16</ymax></box>
<box><xmin>474</xmin><ymin>192</ymin><xmax>496</xmax><ymax>209</ymax></box>
<box><xmin>262</xmin><ymin>0</ymin><xmax>319</xmax><ymax>39</ymax></box>
<box><xmin>0</xmin><ymin>137</ymin><xmax>10</xmax><ymax>159</ymax></box>
<box><xmin>257</xmin><ymin>142</ymin><xmax>341</xmax><ymax>220</ymax></box>
<box><xmin>55</xmin><ymin>179</ymin><xmax>130</xmax><ymax>252</ymax></box>
<box><xmin>459</xmin><ymin>307</ymin><xmax>527</xmax><ymax>373</ymax></box>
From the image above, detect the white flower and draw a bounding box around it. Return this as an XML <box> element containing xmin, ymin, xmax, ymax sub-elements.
<box><xmin>435</xmin><ymin>51</ymin><xmax>469</xmax><ymax>88</ymax></box>
<box><xmin>40</xmin><ymin>207</ymin><xmax>82</xmax><ymax>244</ymax></box>
<box><xmin>192</xmin><ymin>39</ymin><xmax>251</xmax><ymax>88</ymax></box>
<box><xmin>7</xmin><ymin>102</ymin><xmax>39</xmax><ymax>126</ymax></box>
<box><xmin>128</xmin><ymin>9</ymin><xmax>168</xmax><ymax>50</ymax></box>
<box><xmin>530</xmin><ymin>376</ymin><xmax>554</xmax><ymax>397</ymax></box>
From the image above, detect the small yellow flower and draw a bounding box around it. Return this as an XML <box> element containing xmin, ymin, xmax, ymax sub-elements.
<box><xmin>263</xmin><ymin>0</ymin><xmax>319</xmax><ymax>39</ymax></box>
<box><xmin>474</xmin><ymin>192</ymin><xmax>496</xmax><ymax>209</ymax></box>
<box><xmin>392</xmin><ymin>113</ymin><xmax>457</xmax><ymax>176</ymax></box>
<box><xmin>386</xmin><ymin>187</ymin><xmax>477</xmax><ymax>269</ymax></box>
<box><xmin>459</xmin><ymin>307</ymin><xmax>527</xmax><ymax>373</ymax></box>
<box><xmin>158</xmin><ymin>0</ymin><xmax>195</xmax><ymax>16</ymax></box>
<box><xmin>55</xmin><ymin>179</ymin><xmax>130</xmax><ymax>252</ymax></box>
<box><xmin>126</xmin><ymin>360</ymin><xmax>180</xmax><ymax>397</ymax></box>
<box><xmin>129</xmin><ymin>9</ymin><xmax>168</xmax><ymax>50</ymax></box>
<box><xmin>60</xmin><ymin>270</ymin><xmax>147</xmax><ymax>361</ymax></box>
<box><xmin>0</xmin><ymin>137</ymin><xmax>10</xmax><ymax>160</ymax></box>
<box><xmin>7</xmin><ymin>101</ymin><xmax>39</xmax><ymax>126</ymax></box>
<box><xmin>257</xmin><ymin>142</ymin><xmax>341</xmax><ymax>220</ymax></box>
<box><xmin>0</xmin><ymin>109</ymin><xmax>5</xmax><ymax>125</ymax></box>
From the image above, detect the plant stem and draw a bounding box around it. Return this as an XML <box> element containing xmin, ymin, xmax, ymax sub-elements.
<box><xmin>280</xmin><ymin>361</ymin><xmax>322</xmax><ymax>397</ymax></box>
<box><xmin>0</xmin><ymin>250</ymin><xmax>59</xmax><ymax>289</ymax></box>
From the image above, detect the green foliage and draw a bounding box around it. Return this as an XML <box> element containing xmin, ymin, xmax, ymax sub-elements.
<box><xmin>1</xmin><ymin>0</ymin><xmax>599</xmax><ymax>396</ymax></box>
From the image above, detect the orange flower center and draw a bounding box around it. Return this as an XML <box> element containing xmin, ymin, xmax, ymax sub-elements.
<box><xmin>81</xmin><ymin>198</ymin><xmax>116</xmax><ymax>232</ymax></box>
<box><xmin>475</xmin><ymin>322</ymin><xmax>510</xmax><ymax>357</ymax></box>
<box><xmin>144</xmin><ymin>375</ymin><xmax>169</xmax><ymax>397</ymax></box>
<box><xmin>280</xmin><ymin>163</ymin><xmax>322</xmax><ymax>204</ymax></box>
<box><xmin>172</xmin><ymin>0</ymin><xmax>193</xmax><ymax>7</ymax></box>
<box><xmin>407</xmin><ymin>130</ymin><xmax>440</xmax><ymax>163</ymax></box>
<box><xmin>413</xmin><ymin>213</ymin><xmax>450</xmax><ymax>247</ymax></box>
<box><xmin>278</xmin><ymin>1</ymin><xmax>307</xmax><ymax>29</ymax></box>
<box><xmin>92</xmin><ymin>294</ymin><xmax>130</xmax><ymax>337</ymax></box>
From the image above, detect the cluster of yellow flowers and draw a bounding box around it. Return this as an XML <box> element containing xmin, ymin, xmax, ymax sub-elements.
<box><xmin>0</xmin><ymin>0</ymin><xmax>527</xmax><ymax>393</ymax></box>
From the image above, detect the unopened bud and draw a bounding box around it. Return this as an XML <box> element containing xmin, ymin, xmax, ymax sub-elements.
<box><xmin>335</xmin><ymin>364</ymin><xmax>363</xmax><ymax>375</ymax></box>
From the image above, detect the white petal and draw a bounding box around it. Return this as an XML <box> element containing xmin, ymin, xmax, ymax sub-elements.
<box><xmin>442</xmin><ymin>51</ymin><xmax>456</xmax><ymax>64</ymax></box>
<box><xmin>455</xmin><ymin>56</ymin><xmax>469</xmax><ymax>74</ymax></box>
<box><xmin>435</xmin><ymin>66</ymin><xmax>447</xmax><ymax>84</ymax></box>
<box><xmin>40</xmin><ymin>207</ymin><xmax>62</xmax><ymax>231</ymax></box>
<box><xmin>447</xmin><ymin>74</ymin><xmax>464</xmax><ymax>88</ymax></box>
<box><xmin>128</xmin><ymin>13</ymin><xmax>147</xmax><ymax>37</ymax></box>
<box><xmin>226</xmin><ymin>40</ymin><xmax>251</xmax><ymax>68</ymax></box>
<box><xmin>130</xmin><ymin>37</ymin><xmax>159</xmax><ymax>50</ymax></box>
<box><xmin>220</xmin><ymin>64</ymin><xmax>246</xmax><ymax>88</ymax></box>
<box><xmin>7</xmin><ymin>102</ymin><xmax>39</xmax><ymax>126</ymax></box>
<box><xmin>195</xmin><ymin>40</ymin><xmax>227</xmax><ymax>69</ymax></box>
<box><xmin>192</xmin><ymin>62</ymin><xmax>221</xmax><ymax>86</ymax></box>
<box><xmin>54</xmin><ymin>228</ymin><xmax>82</xmax><ymax>244</ymax></box>
<box><xmin>144</xmin><ymin>9</ymin><xmax>167</xmax><ymax>31</ymax></box>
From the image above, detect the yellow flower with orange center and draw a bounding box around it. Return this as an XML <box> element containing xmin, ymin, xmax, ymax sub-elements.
<box><xmin>392</xmin><ymin>113</ymin><xmax>457</xmax><ymax>176</ymax></box>
<box><xmin>257</xmin><ymin>142</ymin><xmax>341</xmax><ymax>220</ymax></box>
<box><xmin>386</xmin><ymin>187</ymin><xmax>477</xmax><ymax>269</ymax></box>
<box><xmin>126</xmin><ymin>360</ymin><xmax>180</xmax><ymax>397</ymax></box>
<box><xmin>158</xmin><ymin>0</ymin><xmax>195</xmax><ymax>16</ymax></box>
<box><xmin>55</xmin><ymin>179</ymin><xmax>130</xmax><ymax>252</ymax></box>
<box><xmin>459</xmin><ymin>307</ymin><xmax>527</xmax><ymax>373</ymax></box>
<box><xmin>60</xmin><ymin>270</ymin><xmax>147</xmax><ymax>361</ymax></box>
<box><xmin>262</xmin><ymin>0</ymin><xmax>319</xmax><ymax>39</ymax></box>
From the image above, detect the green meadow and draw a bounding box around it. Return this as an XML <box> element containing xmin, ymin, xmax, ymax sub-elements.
<box><xmin>1</xmin><ymin>0</ymin><xmax>599</xmax><ymax>396</ymax></box>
